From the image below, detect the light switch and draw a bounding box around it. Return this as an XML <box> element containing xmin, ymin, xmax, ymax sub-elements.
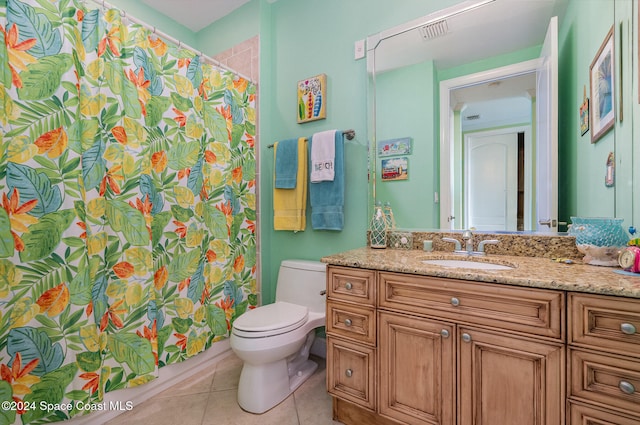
<box><xmin>354</xmin><ymin>39</ymin><xmax>365</xmax><ymax>60</ymax></box>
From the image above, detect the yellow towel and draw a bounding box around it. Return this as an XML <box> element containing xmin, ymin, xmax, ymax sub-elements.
<box><xmin>274</xmin><ymin>137</ymin><xmax>307</xmax><ymax>231</ymax></box>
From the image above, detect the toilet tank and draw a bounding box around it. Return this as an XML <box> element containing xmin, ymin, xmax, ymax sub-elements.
<box><xmin>275</xmin><ymin>260</ymin><xmax>327</xmax><ymax>313</ymax></box>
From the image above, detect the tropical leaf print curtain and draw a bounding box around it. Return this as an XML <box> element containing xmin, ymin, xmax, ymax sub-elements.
<box><xmin>0</xmin><ymin>0</ymin><xmax>257</xmax><ymax>423</ymax></box>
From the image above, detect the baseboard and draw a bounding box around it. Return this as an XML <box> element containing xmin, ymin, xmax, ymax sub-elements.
<box><xmin>67</xmin><ymin>340</ymin><xmax>232</xmax><ymax>424</ymax></box>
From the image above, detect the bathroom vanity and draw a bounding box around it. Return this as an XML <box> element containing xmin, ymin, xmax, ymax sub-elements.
<box><xmin>322</xmin><ymin>247</ymin><xmax>640</xmax><ymax>425</ymax></box>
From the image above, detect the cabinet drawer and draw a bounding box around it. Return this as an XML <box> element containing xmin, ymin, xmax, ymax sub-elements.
<box><xmin>569</xmin><ymin>401</ymin><xmax>640</xmax><ymax>425</ymax></box>
<box><xmin>379</xmin><ymin>272</ymin><xmax>564</xmax><ymax>339</ymax></box>
<box><xmin>569</xmin><ymin>293</ymin><xmax>640</xmax><ymax>357</ymax></box>
<box><xmin>328</xmin><ymin>266</ymin><xmax>376</xmax><ymax>306</ymax></box>
<box><xmin>327</xmin><ymin>301</ymin><xmax>376</xmax><ymax>345</ymax></box>
<box><xmin>327</xmin><ymin>337</ymin><xmax>376</xmax><ymax>411</ymax></box>
<box><xmin>569</xmin><ymin>348</ymin><xmax>640</xmax><ymax>416</ymax></box>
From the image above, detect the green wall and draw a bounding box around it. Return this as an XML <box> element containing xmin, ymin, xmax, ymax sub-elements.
<box><xmin>195</xmin><ymin>0</ymin><xmax>260</xmax><ymax>55</ymax></box>
<box><xmin>558</xmin><ymin>0</ymin><xmax>616</xmax><ymax>222</ymax></box>
<box><xmin>375</xmin><ymin>61</ymin><xmax>438</xmax><ymax>229</ymax></box>
<box><xmin>108</xmin><ymin>0</ymin><xmax>197</xmax><ymax>46</ymax></box>
<box><xmin>254</xmin><ymin>0</ymin><xmax>463</xmax><ymax>304</ymax></box>
<box><xmin>557</xmin><ymin>0</ymin><xmax>637</xmax><ymax>231</ymax></box>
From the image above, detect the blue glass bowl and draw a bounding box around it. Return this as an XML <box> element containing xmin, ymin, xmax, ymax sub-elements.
<box><xmin>568</xmin><ymin>217</ymin><xmax>629</xmax><ymax>266</ymax></box>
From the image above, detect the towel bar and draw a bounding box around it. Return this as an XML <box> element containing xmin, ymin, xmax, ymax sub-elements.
<box><xmin>267</xmin><ymin>129</ymin><xmax>355</xmax><ymax>148</ymax></box>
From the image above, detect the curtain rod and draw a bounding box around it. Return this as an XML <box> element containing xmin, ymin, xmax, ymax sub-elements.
<box><xmin>85</xmin><ymin>0</ymin><xmax>255</xmax><ymax>84</ymax></box>
<box><xmin>267</xmin><ymin>130</ymin><xmax>356</xmax><ymax>149</ymax></box>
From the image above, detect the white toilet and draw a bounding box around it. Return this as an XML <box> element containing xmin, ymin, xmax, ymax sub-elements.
<box><xmin>230</xmin><ymin>259</ymin><xmax>327</xmax><ymax>414</ymax></box>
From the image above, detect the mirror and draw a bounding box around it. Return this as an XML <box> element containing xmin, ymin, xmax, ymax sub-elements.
<box><xmin>367</xmin><ymin>0</ymin><xmax>569</xmax><ymax>232</ymax></box>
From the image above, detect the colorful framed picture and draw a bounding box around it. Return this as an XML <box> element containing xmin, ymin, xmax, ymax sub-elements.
<box><xmin>580</xmin><ymin>97</ymin><xmax>589</xmax><ymax>136</ymax></box>
<box><xmin>377</xmin><ymin>137</ymin><xmax>413</xmax><ymax>157</ymax></box>
<box><xmin>381</xmin><ymin>157</ymin><xmax>408</xmax><ymax>181</ymax></box>
<box><xmin>590</xmin><ymin>27</ymin><xmax>615</xmax><ymax>143</ymax></box>
<box><xmin>297</xmin><ymin>74</ymin><xmax>326</xmax><ymax>123</ymax></box>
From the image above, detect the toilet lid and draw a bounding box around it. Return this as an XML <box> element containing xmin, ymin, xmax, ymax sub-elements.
<box><xmin>232</xmin><ymin>301</ymin><xmax>308</xmax><ymax>335</ymax></box>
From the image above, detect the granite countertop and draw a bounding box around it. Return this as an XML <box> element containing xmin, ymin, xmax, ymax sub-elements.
<box><xmin>321</xmin><ymin>247</ymin><xmax>640</xmax><ymax>299</ymax></box>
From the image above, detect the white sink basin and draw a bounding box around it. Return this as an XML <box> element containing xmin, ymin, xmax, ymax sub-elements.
<box><xmin>421</xmin><ymin>259</ymin><xmax>515</xmax><ymax>271</ymax></box>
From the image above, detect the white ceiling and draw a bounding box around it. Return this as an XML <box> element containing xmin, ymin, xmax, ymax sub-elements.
<box><xmin>140</xmin><ymin>0</ymin><xmax>251</xmax><ymax>32</ymax></box>
<box><xmin>454</xmin><ymin>72</ymin><xmax>536</xmax><ymax>131</ymax></box>
<box><xmin>369</xmin><ymin>0</ymin><xmax>568</xmax><ymax>72</ymax></box>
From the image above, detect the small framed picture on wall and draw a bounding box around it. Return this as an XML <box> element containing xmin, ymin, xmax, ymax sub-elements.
<box><xmin>297</xmin><ymin>74</ymin><xmax>327</xmax><ymax>123</ymax></box>
<box><xmin>589</xmin><ymin>26</ymin><xmax>615</xmax><ymax>143</ymax></box>
<box><xmin>381</xmin><ymin>157</ymin><xmax>408</xmax><ymax>181</ymax></box>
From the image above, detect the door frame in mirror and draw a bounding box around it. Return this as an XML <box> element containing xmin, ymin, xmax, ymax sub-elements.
<box><xmin>439</xmin><ymin>59</ymin><xmax>543</xmax><ymax>229</ymax></box>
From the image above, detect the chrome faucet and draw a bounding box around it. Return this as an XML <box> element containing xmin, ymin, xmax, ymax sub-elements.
<box><xmin>461</xmin><ymin>229</ymin><xmax>473</xmax><ymax>254</ymax></box>
<box><xmin>478</xmin><ymin>239</ymin><xmax>500</xmax><ymax>253</ymax></box>
<box><xmin>442</xmin><ymin>230</ymin><xmax>500</xmax><ymax>256</ymax></box>
<box><xmin>442</xmin><ymin>237</ymin><xmax>461</xmax><ymax>251</ymax></box>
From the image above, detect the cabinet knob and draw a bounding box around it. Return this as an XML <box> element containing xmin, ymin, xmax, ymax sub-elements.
<box><xmin>345</xmin><ymin>369</ymin><xmax>353</xmax><ymax>378</ymax></box>
<box><xmin>440</xmin><ymin>329</ymin><xmax>450</xmax><ymax>338</ymax></box>
<box><xmin>344</xmin><ymin>318</ymin><xmax>352</xmax><ymax>327</ymax></box>
<box><xmin>619</xmin><ymin>380</ymin><xmax>636</xmax><ymax>395</ymax></box>
<box><xmin>620</xmin><ymin>323</ymin><xmax>637</xmax><ymax>335</ymax></box>
<box><xmin>345</xmin><ymin>282</ymin><xmax>353</xmax><ymax>290</ymax></box>
<box><xmin>451</xmin><ymin>297</ymin><xmax>460</xmax><ymax>307</ymax></box>
<box><xmin>461</xmin><ymin>333</ymin><xmax>472</xmax><ymax>343</ymax></box>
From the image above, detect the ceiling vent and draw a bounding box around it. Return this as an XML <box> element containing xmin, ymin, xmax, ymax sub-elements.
<box><xmin>419</xmin><ymin>20</ymin><xmax>449</xmax><ymax>40</ymax></box>
<box><xmin>465</xmin><ymin>114</ymin><xmax>481</xmax><ymax>121</ymax></box>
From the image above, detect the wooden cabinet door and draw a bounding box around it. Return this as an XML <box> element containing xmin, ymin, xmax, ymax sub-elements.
<box><xmin>458</xmin><ymin>326</ymin><xmax>564</xmax><ymax>425</ymax></box>
<box><xmin>378</xmin><ymin>311</ymin><xmax>455</xmax><ymax>425</ymax></box>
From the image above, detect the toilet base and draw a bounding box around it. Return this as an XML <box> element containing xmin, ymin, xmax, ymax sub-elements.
<box><xmin>288</xmin><ymin>358</ymin><xmax>318</xmax><ymax>393</ymax></box>
<box><xmin>236</xmin><ymin>332</ymin><xmax>318</xmax><ymax>414</ymax></box>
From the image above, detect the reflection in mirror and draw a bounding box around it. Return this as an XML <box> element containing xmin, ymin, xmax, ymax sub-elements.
<box><xmin>367</xmin><ymin>0</ymin><xmax>568</xmax><ymax>233</ymax></box>
<box><xmin>449</xmin><ymin>72</ymin><xmax>536</xmax><ymax>231</ymax></box>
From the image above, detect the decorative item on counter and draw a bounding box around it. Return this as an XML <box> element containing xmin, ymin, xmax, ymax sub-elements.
<box><xmin>423</xmin><ymin>240</ymin><xmax>433</xmax><ymax>252</ymax></box>
<box><xmin>383</xmin><ymin>202</ymin><xmax>396</xmax><ymax>230</ymax></box>
<box><xmin>552</xmin><ymin>258</ymin><xmax>574</xmax><ymax>264</ymax></box>
<box><xmin>389</xmin><ymin>231</ymin><xmax>413</xmax><ymax>250</ymax></box>
<box><xmin>370</xmin><ymin>202</ymin><xmax>388</xmax><ymax>249</ymax></box>
<box><xmin>568</xmin><ymin>217</ymin><xmax>629</xmax><ymax>266</ymax></box>
<box><xmin>618</xmin><ymin>246</ymin><xmax>640</xmax><ymax>273</ymax></box>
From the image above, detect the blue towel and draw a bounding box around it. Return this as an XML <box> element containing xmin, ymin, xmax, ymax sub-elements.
<box><xmin>274</xmin><ymin>138</ymin><xmax>299</xmax><ymax>189</ymax></box>
<box><xmin>309</xmin><ymin>131</ymin><xmax>344</xmax><ymax>230</ymax></box>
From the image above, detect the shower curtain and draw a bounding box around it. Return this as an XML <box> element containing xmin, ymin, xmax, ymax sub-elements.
<box><xmin>0</xmin><ymin>0</ymin><xmax>257</xmax><ymax>423</ymax></box>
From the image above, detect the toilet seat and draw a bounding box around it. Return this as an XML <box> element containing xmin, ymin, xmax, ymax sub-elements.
<box><xmin>232</xmin><ymin>301</ymin><xmax>309</xmax><ymax>338</ymax></box>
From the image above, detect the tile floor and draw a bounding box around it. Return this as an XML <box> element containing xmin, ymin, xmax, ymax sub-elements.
<box><xmin>105</xmin><ymin>353</ymin><xmax>344</xmax><ymax>425</ymax></box>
